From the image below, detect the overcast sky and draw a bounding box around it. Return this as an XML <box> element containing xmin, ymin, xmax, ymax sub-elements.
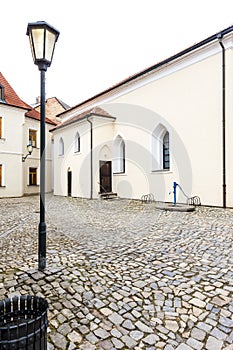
<box><xmin>2</xmin><ymin>0</ymin><xmax>233</xmax><ymax>107</ymax></box>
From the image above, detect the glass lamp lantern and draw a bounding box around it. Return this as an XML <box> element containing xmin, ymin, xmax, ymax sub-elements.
<box><xmin>26</xmin><ymin>21</ymin><xmax>60</xmax><ymax>71</ymax></box>
<box><xmin>22</xmin><ymin>144</ymin><xmax>33</xmax><ymax>162</ymax></box>
<box><xmin>27</xmin><ymin>143</ymin><xmax>33</xmax><ymax>154</ymax></box>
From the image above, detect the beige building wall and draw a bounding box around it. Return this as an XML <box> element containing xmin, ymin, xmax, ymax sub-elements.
<box><xmin>23</xmin><ymin>117</ymin><xmax>53</xmax><ymax>195</ymax></box>
<box><xmin>92</xmin><ymin>117</ymin><xmax>115</xmax><ymax>197</ymax></box>
<box><xmin>53</xmin><ymin>33</ymin><xmax>233</xmax><ymax>207</ymax></box>
<box><xmin>53</xmin><ymin>117</ymin><xmax>115</xmax><ymax>198</ymax></box>
<box><xmin>225</xmin><ymin>48</ymin><xmax>233</xmax><ymax>207</ymax></box>
<box><xmin>0</xmin><ymin>105</ymin><xmax>25</xmax><ymax>197</ymax></box>
<box><xmin>101</xmin><ymin>51</ymin><xmax>223</xmax><ymax>205</ymax></box>
<box><xmin>54</xmin><ymin>120</ymin><xmax>89</xmax><ymax>197</ymax></box>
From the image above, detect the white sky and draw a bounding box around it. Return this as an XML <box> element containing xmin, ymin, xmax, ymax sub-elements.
<box><xmin>2</xmin><ymin>0</ymin><xmax>233</xmax><ymax>107</ymax></box>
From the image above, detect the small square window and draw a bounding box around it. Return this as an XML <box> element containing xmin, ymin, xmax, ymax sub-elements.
<box><xmin>29</xmin><ymin>167</ymin><xmax>37</xmax><ymax>185</ymax></box>
<box><xmin>29</xmin><ymin>129</ymin><xmax>37</xmax><ymax>148</ymax></box>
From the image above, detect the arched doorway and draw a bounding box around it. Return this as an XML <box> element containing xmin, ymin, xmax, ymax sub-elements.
<box><xmin>99</xmin><ymin>161</ymin><xmax>112</xmax><ymax>193</ymax></box>
<box><xmin>99</xmin><ymin>145</ymin><xmax>112</xmax><ymax>194</ymax></box>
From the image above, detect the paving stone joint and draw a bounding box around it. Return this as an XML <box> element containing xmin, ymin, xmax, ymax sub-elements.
<box><xmin>0</xmin><ymin>194</ymin><xmax>233</xmax><ymax>350</ymax></box>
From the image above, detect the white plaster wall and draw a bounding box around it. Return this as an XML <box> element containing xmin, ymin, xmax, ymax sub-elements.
<box><xmin>53</xmin><ymin>120</ymin><xmax>91</xmax><ymax>198</ymax></box>
<box><xmin>53</xmin><ymin>117</ymin><xmax>116</xmax><ymax>199</ymax></box>
<box><xmin>101</xmin><ymin>52</ymin><xmax>224</xmax><ymax>206</ymax></box>
<box><xmin>226</xmin><ymin>48</ymin><xmax>233</xmax><ymax>207</ymax></box>
<box><xmin>23</xmin><ymin>118</ymin><xmax>53</xmax><ymax>195</ymax></box>
<box><xmin>52</xmin><ymin>41</ymin><xmax>233</xmax><ymax>207</ymax></box>
<box><xmin>92</xmin><ymin>118</ymin><xmax>115</xmax><ymax>197</ymax></box>
<box><xmin>0</xmin><ymin>105</ymin><xmax>24</xmax><ymax>197</ymax></box>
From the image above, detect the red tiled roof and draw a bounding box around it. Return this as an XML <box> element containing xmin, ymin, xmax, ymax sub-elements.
<box><xmin>0</xmin><ymin>72</ymin><xmax>29</xmax><ymax>109</ymax></box>
<box><xmin>51</xmin><ymin>106</ymin><xmax>115</xmax><ymax>131</ymax></box>
<box><xmin>0</xmin><ymin>72</ymin><xmax>56</xmax><ymax>125</ymax></box>
<box><xmin>25</xmin><ymin>108</ymin><xmax>57</xmax><ymax>125</ymax></box>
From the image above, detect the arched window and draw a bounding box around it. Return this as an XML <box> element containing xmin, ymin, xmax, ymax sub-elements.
<box><xmin>152</xmin><ymin>124</ymin><xmax>170</xmax><ymax>171</ymax></box>
<box><xmin>163</xmin><ymin>132</ymin><xmax>170</xmax><ymax>170</ymax></box>
<box><xmin>59</xmin><ymin>137</ymin><xmax>64</xmax><ymax>156</ymax></box>
<box><xmin>113</xmin><ymin>135</ymin><xmax>125</xmax><ymax>173</ymax></box>
<box><xmin>74</xmin><ymin>131</ymin><xmax>80</xmax><ymax>153</ymax></box>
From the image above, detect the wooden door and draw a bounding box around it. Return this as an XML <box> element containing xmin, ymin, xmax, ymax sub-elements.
<box><xmin>99</xmin><ymin>161</ymin><xmax>112</xmax><ymax>193</ymax></box>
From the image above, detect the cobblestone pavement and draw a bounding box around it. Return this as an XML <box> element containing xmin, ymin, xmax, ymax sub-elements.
<box><xmin>1</xmin><ymin>195</ymin><xmax>233</xmax><ymax>350</ymax></box>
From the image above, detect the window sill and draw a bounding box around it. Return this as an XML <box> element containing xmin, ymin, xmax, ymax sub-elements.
<box><xmin>74</xmin><ymin>151</ymin><xmax>81</xmax><ymax>155</ymax></box>
<box><xmin>152</xmin><ymin>170</ymin><xmax>172</xmax><ymax>174</ymax></box>
<box><xmin>27</xmin><ymin>185</ymin><xmax>39</xmax><ymax>187</ymax></box>
<box><xmin>113</xmin><ymin>172</ymin><xmax>126</xmax><ymax>176</ymax></box>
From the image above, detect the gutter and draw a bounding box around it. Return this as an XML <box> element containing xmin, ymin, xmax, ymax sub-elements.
<box><xmin>50</xmin><ymin>113</ymin><xmax>115</xmax><ymax>132</ymax></box>
<box><xmin>0</xmin><ymin>101</ymin><xmax>29</xmax><ymax>111</ymax></box>
<box><xmin>217</xmin><ymin>35</ymin><xmax>226</xmax><ymax>208</ymax></box>
<box><xmin>87</xmin><ymin>117</ymin><xmax>93</xmax><ymax>199</ymax></box>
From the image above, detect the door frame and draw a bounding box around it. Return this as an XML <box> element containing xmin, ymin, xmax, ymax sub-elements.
<box><xmin>99</xmin><ymin>160</ymin><xmax>112</xmax><ymax>193</ymax></box>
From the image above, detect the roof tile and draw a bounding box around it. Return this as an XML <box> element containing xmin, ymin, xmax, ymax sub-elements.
<box><xmin>0</xmin><ymin>72</ymin><xmax>56</xmax><ymax>125</ymax></box>
<box><xmin>52</xmin><ymin>107</ymin><xmax>114</xmax><ymax>131</ymax></box>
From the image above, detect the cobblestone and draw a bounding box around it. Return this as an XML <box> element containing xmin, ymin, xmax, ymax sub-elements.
<box><xmin>1</xmin><ymin>194</ymin><xmax>233</xmax><ymax>349</ymax></box>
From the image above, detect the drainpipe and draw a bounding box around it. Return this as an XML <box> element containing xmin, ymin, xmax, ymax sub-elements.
<box><xmin>87</xmin><ymin>117</ymin><xmax>93</xmax><ymax>199</ymax></box>
<box><xmin>217</xmin><ymin>34</ymin><xmax>226</xmax><ymax>208</ymax></box>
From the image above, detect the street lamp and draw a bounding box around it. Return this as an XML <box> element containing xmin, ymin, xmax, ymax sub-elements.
<box><xmin>27</xmin><ymin>21</ymin><xmax>59</xmax><ymax>270</ymax></box>
<box><xmin>22</xmin><ymin>144</ymin><xmax>33</xmax><ymax>162</ymax></box>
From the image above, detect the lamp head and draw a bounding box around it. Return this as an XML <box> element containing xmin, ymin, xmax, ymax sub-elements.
<box><xmin>27</xmin><ymin>144</ymin><xmax>33</xmax><ymax>154</ymax></box>
<box><xmin>27</xmin><ymin>21</ymin><xmax>60</xmax><ymax>71</ymax></box>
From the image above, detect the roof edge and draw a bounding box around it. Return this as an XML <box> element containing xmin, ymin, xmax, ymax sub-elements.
<box><xmin>25</xmin><ymin>114</ymin><xmax>57</xmax><ymax>125</ymax></box>
<box><xmin>57</xmin><ymin>24</ymin><xmax>233</xmax><ymax>118</ymax></box>
<box><xmin>0</xmin><ymin>101</ymin><xmax>29</xmax><ymax>111</ymax></box>
<box><xmin>50</xmin><ymin>112</ymin><xmax>116</xmax><ymax>132</ymax></box>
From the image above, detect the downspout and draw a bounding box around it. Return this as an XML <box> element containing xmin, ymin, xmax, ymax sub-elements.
<box><xmin>217</xmin><ymin>34</ymin><xmax>226</xmax><ymax>208</ymax></box>
<box><xmin>87</xmin><ymin>117</ymin><xmax>93</xmax><ymax>199</ymax></box>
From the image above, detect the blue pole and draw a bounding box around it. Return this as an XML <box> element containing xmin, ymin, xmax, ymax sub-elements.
<box><xmin>173</xmin><ymin>182</ymin><xmax>177</xmax><ymax>206</ymax></box>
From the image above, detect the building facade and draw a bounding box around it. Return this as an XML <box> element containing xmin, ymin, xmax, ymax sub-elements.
<box><xmin>33</xmin><ymin>96</ymin><xmax>70</xmax><ymax>124</ymax></box>
<box><xmin>0</xmin><ymin>72</ymin><xmax>56</xmax><ymax>198</ymax></box>
<box><xmin>52</xmin><ymin>26</ymin><xmax>233</xmax><ymax>207</ymax></box>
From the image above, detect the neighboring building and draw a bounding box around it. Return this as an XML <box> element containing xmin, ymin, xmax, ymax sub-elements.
<box><xmin>51</xmin><ymin>25</ymin><xmax>233</xmax><ymax>207</ymax></box>
<box><xmin>33</xmin><ymin>96</ymin><xmax>69</xmax><ymax>191</ymax></box>
<box><xmin>0</xmin><ymin>72</ymin><xmax>56</xmax><ymax>198</ymax></box>
<box><xmin>33</xmin><ymin>96</ymin><xmax>70</xmax><ymax>123</ymax></box>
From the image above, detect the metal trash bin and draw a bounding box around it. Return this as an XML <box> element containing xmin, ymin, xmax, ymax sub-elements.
<box><xmin>0</xmin><ymin>295</ymin><xmax>48</xmax><ymax>350</ymax></box>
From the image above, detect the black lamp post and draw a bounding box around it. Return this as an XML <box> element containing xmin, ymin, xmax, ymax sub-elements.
<box><xmin>27</xmin><ymin>21</ymin><xmax>59</xmax><ymax>270</ymax></box>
